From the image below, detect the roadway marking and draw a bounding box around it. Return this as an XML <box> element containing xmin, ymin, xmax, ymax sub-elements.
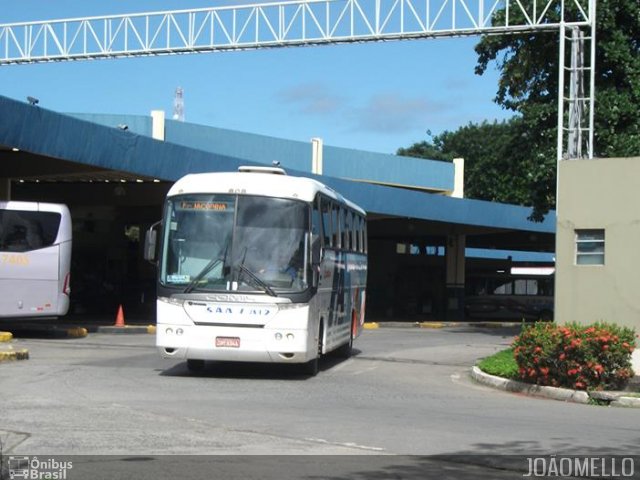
<box><xmin>305</xmin><ymin>437</ymin><xmax>385</xmax><ymax>452</ymax></box>
<box><xmin>328</xmin><ymin>358</ymin><xmax>353</xmax><ymax>372</ymax></box>
<box><xmin>350</xmin><ymin>364</ymin><xmax>379</xmax><ymax>375</ymax></box>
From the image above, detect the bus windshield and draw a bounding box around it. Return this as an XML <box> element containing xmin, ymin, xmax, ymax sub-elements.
<box><xmin>160</xmin><ymin>194</ymin><xmax>309</xmax><ymax>293</ymax></box>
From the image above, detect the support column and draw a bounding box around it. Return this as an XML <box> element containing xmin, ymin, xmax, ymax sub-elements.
<box><xmin>0</xmin><ymin>178</ymin><xmax>11</xmax><ymax>200</ymax></box>
<box><xmin>452</xmin><ymin>158</ymin><xmax>465</xmax><ymax>198</ymax></box>
<box><xmin>150</xmin><ymin>110</ymin><xmax>165</xmax><ymax>141</ymax></box>
<box><xmin>445</xmin><ymin>234</ymin><xmax>466</xmax><ymax>321</ymax></box>
<box><xmin>311</xmin><ymin>137</ymin><xmax>323</xmax><ymax>175</ymax></box>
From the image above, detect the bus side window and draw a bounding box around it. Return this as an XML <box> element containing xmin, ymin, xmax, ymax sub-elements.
<box><xmin>332</xmin><ymin>203</ymin><xmax>340</xmax><ymax>249</ymax></box>
<box><xmin>320</xmin><ymin>198</ymin><xmax>332</xmax><ymax>247</ymax></box>
<box><xmin>351</xmin><ymin>211</ymin><xmax>356</xmax><ymax>251</ymax></box>
<box><xmin>344</xmin><ymin>210</ymin><xmax>353</xmax><ymax>251</ymax></box>
<box><xmin>311</xmin><ymin>197</ymin><xmax>322</xmax><ymax>261</ymax></box>
<box><xmin>311</xmin><ymin>197</ymin><xmax>322</xmax><ymax>240</ymax></box>
<box><xmin>339</xmin><ymin>208</ymin><xmax>347</xmax><ymax>251</ymax></box>
<box><xmin>363</xmin><ymin>219</ymin><xmax>368</xmax><ymax>253</ymax></box>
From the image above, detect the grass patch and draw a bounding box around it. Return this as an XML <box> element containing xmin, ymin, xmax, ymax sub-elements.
<box><xmin>477</xmin><ymin>348</ymin><xmax>519</xmax><ymax>380</ymax></box>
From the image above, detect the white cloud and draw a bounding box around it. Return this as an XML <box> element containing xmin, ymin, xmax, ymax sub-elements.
<box><xmin>350</xmin><ymin>93</ymin><xmax>451</xmax><ymax>133</ymax></box>
<box><xmin>277</xmin><ymin>83</ymin><xmax>344</xmax><ymax>115</ymax></box>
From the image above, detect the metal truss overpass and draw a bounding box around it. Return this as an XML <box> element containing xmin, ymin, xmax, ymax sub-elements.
<box><xmin>0</xmin><ymin>0</ymin><xmax>595</xmax><ymax>158</ymax></box>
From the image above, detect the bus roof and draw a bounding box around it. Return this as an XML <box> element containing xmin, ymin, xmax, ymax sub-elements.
<box><xmin>0</xmin><ymin>201</ymin><xmax>71</xmax><ymax>215</ymax></box>
<box><xmin>167</xmin><ymin>168</ymin><xmax>366</xmax><ymax>216</ymax></box>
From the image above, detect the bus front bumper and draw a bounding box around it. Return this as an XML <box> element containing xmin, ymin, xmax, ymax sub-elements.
<box><xmin>157</xmin><ymin>324</ymin><xmax>313</xmax><ymax>364</ymax></box>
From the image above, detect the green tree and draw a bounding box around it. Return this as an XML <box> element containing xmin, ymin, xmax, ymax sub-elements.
<box><xmin>401</xmin><ymin>2</ymin><xmax>640</xmax><ymax>221</ymax></box>
<box><xmin>398</xmin><ymin>120</ymin><xmax>536</xmax><ymax>206</ymax></box>
<box><xmin>474</xmin><ymin>0</ymin><xmax>640</xmax><ymax>217</ymax></box>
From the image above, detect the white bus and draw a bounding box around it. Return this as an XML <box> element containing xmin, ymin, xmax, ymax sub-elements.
<box><xmin>0</xmin><ymin>201</ymin><xmax>72</xmax><ymax>319</ymax></box>
<box><xmin>146</xmin><ymin>166</ymin><xmax>367</xmax><ymax>375</ymax></box>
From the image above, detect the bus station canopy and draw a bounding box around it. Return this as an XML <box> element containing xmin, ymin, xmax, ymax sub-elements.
<box><xmin>0</xmin><ymin>94</ymin><xmax>554</xmax><ymax>253</ymax></box>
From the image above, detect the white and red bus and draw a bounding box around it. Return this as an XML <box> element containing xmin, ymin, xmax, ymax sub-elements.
<box><xmin>0</xmin><ymin>201</ymin><xmax>72</xmax><ymax>319</ymax></box>
<box><xmin>146</xmin><ymin>166</ymin><xmax>367</xmax><ymax>375</ymax></box>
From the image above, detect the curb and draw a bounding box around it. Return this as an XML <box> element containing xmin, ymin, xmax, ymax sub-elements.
<box><xmin>471</xmin><ymin>366</ymin><xmax>590</xmax><ymax>403</ymax></box>
<box><xmin>364</xmin><ymin>321</ymin><xmax>521</xmax><ymax>329</ymax></box>
<box><xmin>0</xmin><ymin>326</ymin><xmax>88</xmax><ymax>339</ymax></box>
<box><xmin>419</xmin><ymin>322</ymin><xmax>445</xmax><ymax>329</ymax></box>
<box><xmin>0</xmin><ymin>348</ymin><xmax>29</xmax><ymax>362</ymax></box>
<box><xmin>66</xmin><ymin>327</ymin><xmax>88</xmax><ymax>338</ymax></box>
<box><xmin>611</xmin><ymin>396</ymin><xmax>640</xmax><ymax>408</ymax></box>
<box><xmin>471</xmin><ymin>366</ymin><xmax>640</xmax><ymax>408</ymax></box>
<box><xmin>96</xmin><ymin>325</ymin><xmax>156</xmax><ymax>334</ymax></box>
<box><xmin>0</xmin><ymin>331</ymin><xmax>13</xmax><ymax>342</ymax></box>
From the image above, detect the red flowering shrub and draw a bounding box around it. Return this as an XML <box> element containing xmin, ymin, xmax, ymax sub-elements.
<box><xmin>512</xmin><ymin>322</ymin><xmax>636</xmax><ymax>390</ymax></box>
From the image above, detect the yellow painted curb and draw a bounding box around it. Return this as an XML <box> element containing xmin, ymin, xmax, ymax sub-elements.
<box><xmin>147</xmin><ymin>325</ymin><xmax>157</xmax><ymax>334</ymax></box>
<box><xmin>67</xmin><ymin>327</ymin><xmax>88</xmax><ymax>338</ymax></box>
<box><xmin>419</xmin><ymin>322</ymin><xmax>445</xmax><ymax>329</ymax></box>
<box><xmin>363</xmin><ymin>322</ymin><xmax>379</xmax><ymax>330</ymax></box>
<box><xmin>0</xmin><ymin>331</ymin><xmax>13</xmax><ymax>342</ymax></box>
<box><xmin>477</xmin><ymin>322</ymin><xmax>507</xmax><ymax>328</ymax></box>
<box><xmin>0</xmin><ymin>349</ymin><xmax>29</xmax><ymax>362</ymax></box>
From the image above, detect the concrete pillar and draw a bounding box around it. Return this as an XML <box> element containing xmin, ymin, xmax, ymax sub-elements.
<box><xmin>445</xmin><ymin>233</ymin><xmax>466</xmax><ymax>321</ymax></box>
<box><xmin>0</xmin><ymin>178</ymin><xmax>11</xmax><ymax>200</ymax></box>
<box><xmin>311</xmin><ymin>137</ymin><xmax>323</xmax><ymax>175</ymax></box>
<box><xmin>150</xmin><ymin>110</ymin><xmax>165</xmax><ymax>141</ymax></box>
<box><xmin>452</xmin><ymin>158</ymin><xmax>465</xmax><ymax>198</ymax></box>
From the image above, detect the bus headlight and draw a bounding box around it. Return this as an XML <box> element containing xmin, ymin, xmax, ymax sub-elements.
<box><xmin>275</xmin><ymin>333</ymin><xmax>283</xmax><ymax>341</ymax></box>
<box><xmin>166</xmin><ymin>328</ymin><xmax>174</xmax><ymax>335</ymax></box>
<box><xmin>286</xmin><ymin>333</ymin><xmax>295</xmax><ymax>341</ymax></box>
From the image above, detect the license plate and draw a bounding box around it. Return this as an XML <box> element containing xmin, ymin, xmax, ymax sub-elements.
<box><xmin>215</xmin><ymin>336</ymin><xmax>240</xmax><ymax>348</ymax></box>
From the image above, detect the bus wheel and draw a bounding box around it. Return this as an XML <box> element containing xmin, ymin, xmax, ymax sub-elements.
<box><xmin>303</xmin><ymin>324</ymin><xmax>323</xmax><ymax>376</ymax></box>
<box><xmin>186</xmin><ymin>359</ymin><xmax>205</xmax><ymax>373</ymax></box>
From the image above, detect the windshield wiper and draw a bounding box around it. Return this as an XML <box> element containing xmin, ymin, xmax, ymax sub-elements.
<box><xmin>236</xmin><ymin>264</ymin><xmax>278</xmax><ymax>297</ymax></box>
<box><xmin>183</xmin><ymin>258</ymin><xmax>223</xmax><ymax>293</ymax></box>
<box><xmin>184</xmin><ymin>244</ymin><xmax>229</xmax><ymax>294</ymax></box>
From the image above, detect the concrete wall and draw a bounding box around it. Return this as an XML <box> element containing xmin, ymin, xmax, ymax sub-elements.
<box><xmin>555</xmin><ymin>157</ymin><xmax>640</xmax><ymax>331</ymax></box>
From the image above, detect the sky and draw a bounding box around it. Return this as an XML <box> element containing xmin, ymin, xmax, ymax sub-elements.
<box><xmin>0</xmin><ymin>0</ymin><xmax>513</xmax><ymax>155</ymax></box>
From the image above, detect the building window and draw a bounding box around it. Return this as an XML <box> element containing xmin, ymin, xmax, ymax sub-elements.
<box><xmin>575</xmin><ymin>229</ymin><xmax>605</xmax><ymax>265</ymax></box>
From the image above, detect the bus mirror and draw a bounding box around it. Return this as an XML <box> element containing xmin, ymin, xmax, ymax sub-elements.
<box><xmin>144</xmin><ymin>221</ymin><xmax>161</xmax><ymax>264</ymax></box>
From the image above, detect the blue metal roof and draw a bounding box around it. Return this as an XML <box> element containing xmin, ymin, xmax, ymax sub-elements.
<box><xmin>467</xmin><ymin>248</ymin><xmax>555</xmax><ymax>262</ymax></box>
<box><xmin>70</xmin><ymin>113</ymin><xmax>454</xmax><ymax>193</ymax></box>
<box><xmin>0</xmin><ymin>94</ymin><xmax>555</xmax><ymax>235</ymax></box>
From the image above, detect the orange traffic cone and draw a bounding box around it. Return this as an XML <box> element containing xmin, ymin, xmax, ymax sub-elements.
<box><xmin>115</xmin><ymin>304</ymin><xmax>125</xmax><ymax>327</ymax></box>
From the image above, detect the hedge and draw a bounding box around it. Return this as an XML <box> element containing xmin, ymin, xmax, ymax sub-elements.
<box><xmin>512</xmin><ymin>322</ymin><xmax>636</xmax><ymax>391</ymax></box>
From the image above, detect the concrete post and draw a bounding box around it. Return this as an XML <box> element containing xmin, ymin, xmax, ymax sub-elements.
<box><xmin>0</xmin><ymin>178</ymin><xmax>11</xmax><ymax>200</ymax></box>
<box><xmin>151</xmin><ymin>110</ymin><xmax>166</xmax><ymax>141</ymax></box>
<box><xmin>445</xmin><ymin>233</ymin><xmax>466</xmax><ymax>321</ymax></box>
<box><xmin>452</xmin><ymin>158</ymin><xmax>465</xmax><ymax>198</ymax></box>
<box><xmin>311</xmin><ymin>137</ymin><xmax>323</xmax><ymax>175</ymax></box>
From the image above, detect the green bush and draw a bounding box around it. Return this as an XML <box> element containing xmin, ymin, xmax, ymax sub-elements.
<box><xmin>512</xmin><ymin>322</ymin><xmax>636</xmax><ymax>391</ymax></box>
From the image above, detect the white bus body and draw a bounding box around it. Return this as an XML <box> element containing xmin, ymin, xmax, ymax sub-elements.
<box><xmin>0</xmin><ymin>201</ymin><xmax>72</xmax><ymax>319</ymax></box>
<box><xmin>150</xmin><ymin>167</ymin><xmax>367</xmax><ymax>374</ymax></box>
